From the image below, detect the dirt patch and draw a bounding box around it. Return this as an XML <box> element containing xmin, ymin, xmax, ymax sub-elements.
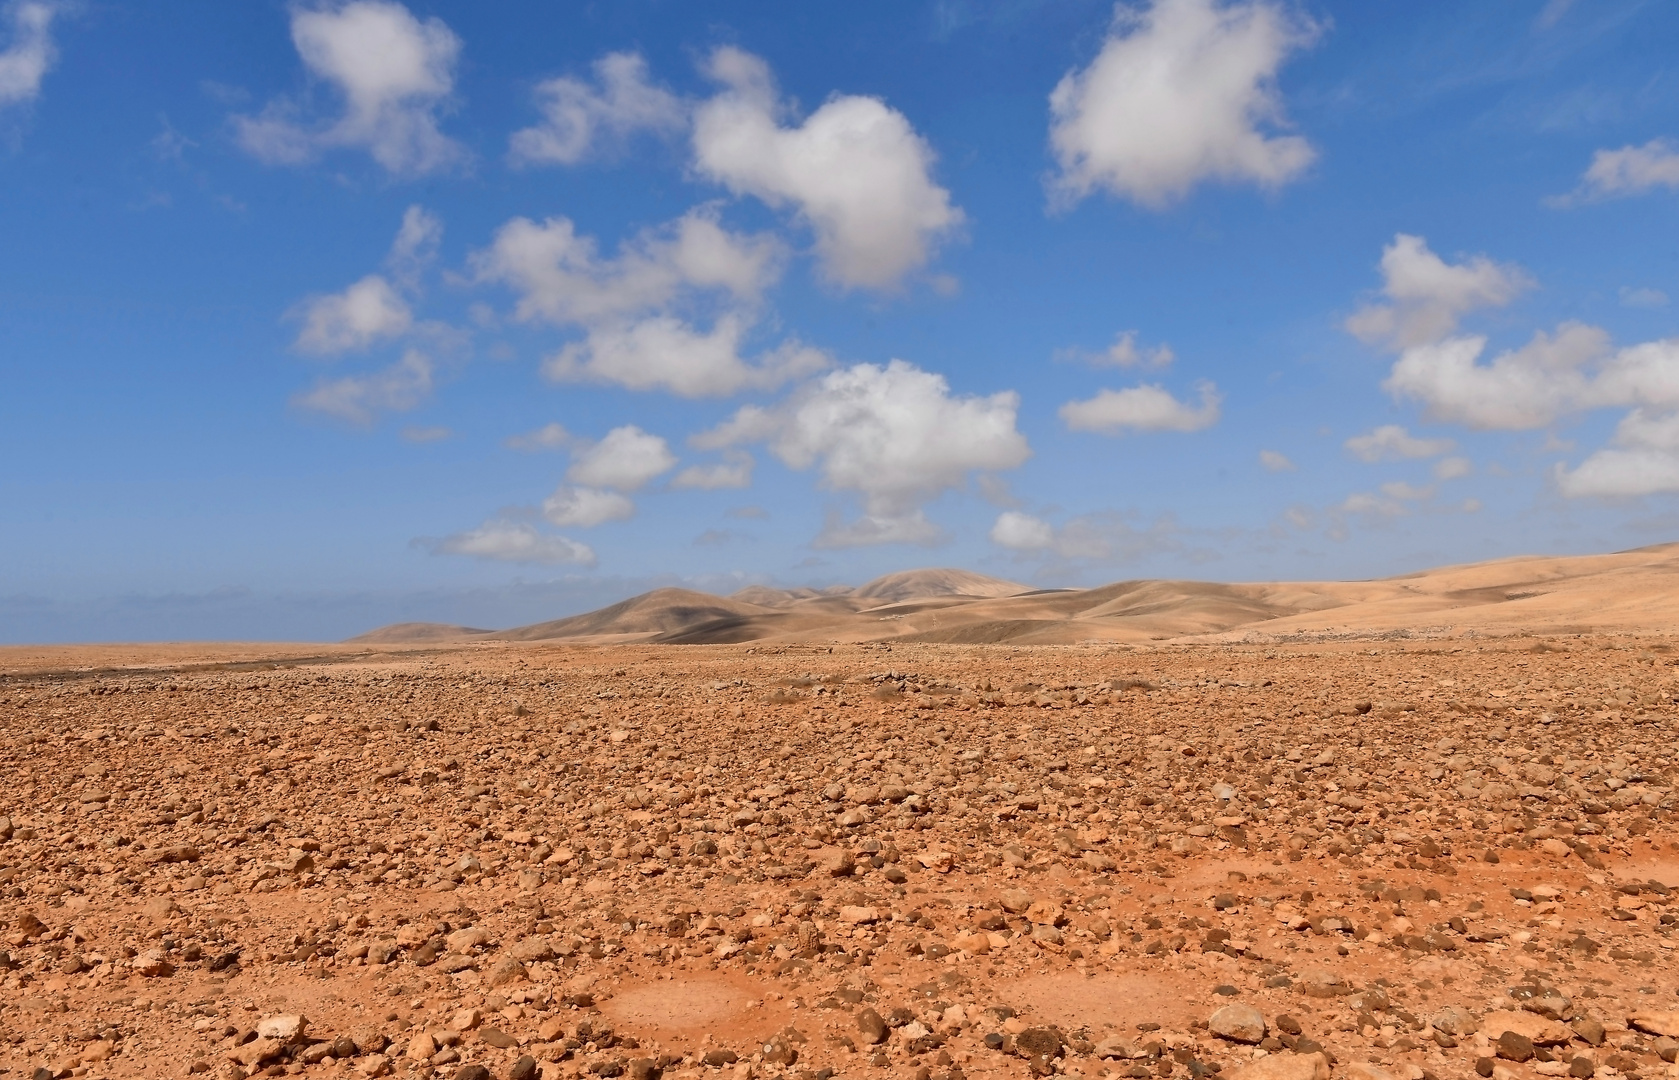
<box><xmin>1006</xmin><ymin>969</ymin><xmax>1205</xmax><ymax>1033</ymax></box>
<box><xmin>603</xmin><ymin>975</ymin><xmax>791</xmax><ymax>1044</ymax></box>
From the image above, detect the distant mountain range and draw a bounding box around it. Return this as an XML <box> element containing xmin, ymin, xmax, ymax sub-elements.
<box><xmin>347</xmin><ymin>543</ymin><xmax>1679</xmax><ymax>645</ymax></box>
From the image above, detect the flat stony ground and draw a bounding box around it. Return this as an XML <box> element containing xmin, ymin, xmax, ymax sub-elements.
<box><xmin>0</xmin><ymin>637</ymin><xmax>1677</xmax><ymax>1080</ymax></box>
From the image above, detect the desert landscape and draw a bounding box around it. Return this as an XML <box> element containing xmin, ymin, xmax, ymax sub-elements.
<box><xmin>0</xmin><ymin>546</ymin><xmax>1676</xmax><ymax>1080</ymax></box>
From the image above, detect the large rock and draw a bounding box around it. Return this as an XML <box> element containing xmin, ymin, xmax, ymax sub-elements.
<box><xmin>1480</xmin><ymin>1010</ymin><xmax>1571</xmax><ymax>1046</ymax></box>
<box><xmin>1210</xmin><ymin>1004</ymin><xmax>1268</xmax><ymax>1044</ymax></box>
<box><xmin>1629</xmin><ymin>1011</ymin><xmax>1679</xmax><ymax>1038</ymax></box>
<box><xmin>1225</xmin><ymin>1052</ymin><xmax>1331</xmax><ymax>1080</ymax></box>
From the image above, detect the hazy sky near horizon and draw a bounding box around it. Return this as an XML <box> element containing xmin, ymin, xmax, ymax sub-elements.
<box><xmin>4</xmin><ymin>0</ymin><xmax>1679</xmax><ymax>642</ymax></box>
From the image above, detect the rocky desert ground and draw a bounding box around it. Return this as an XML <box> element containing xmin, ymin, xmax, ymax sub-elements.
<box><xmin>1</xmin><ymin>568</ymin><xmax>1678</xmax><ymax>1080</ymax></box>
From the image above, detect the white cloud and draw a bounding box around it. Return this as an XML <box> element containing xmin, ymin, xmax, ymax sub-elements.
<box><xmin>566</xmin><ymin>425</ymin><xmax>675</xmax><ymax>491</ymax></box>
<box><xmin>1345</xmin><ymin>234</ymin><xmax>1531</xmax><ymax>350</ymax></box>
<box><xmin>1572</xmin><ymin>139</ymin><xmax>1679</xmax><ymax>201</ymax></box>
<box><xmin>474</xmin><ymin>206</ymin><xmax>781</xmax><ymax>325</ymax></box>
<box><xmin>509</xmin><ymin>51</ymin><xmax>686</xmax><ymax>166</ymax></box>
<box><xmin>692</xmin><ymin>46</ymin><xmax>962</xmax><ymax>289</ymax></box>
<box><xmin>386</xmin><ymin>204</ymin><xmax>442</xmax><ymax>288</ymax></box>
<box><xmin>1380</xmin><ymin>480</ymin><xmax>1433</xmax><ymax>501</ymax></box>
<box><xmin>474</xmin><ymin>206</ymin><xmax>820</xmax><ymax>397</ymax></box>
<box><xmin>1059</xmin><ymin>380</ymin><xmax>1221</xmax><ymax>434</ymax></box>
<box><xmin>1343</xmin><ymin>423</ymin><xmax>1455</xmax><ymax>462</ymax></box>
<box><xmin>1338</xmin><ymin>491</ymin><xmax>1406</xmax><ymax>518</ymax></box>
<box><xmin>293</xmin><ymin>274</ymin><xmax>413</xmax><ymax>354</ymax></box>
<box><xmin>1258</xmin><ymin>449</ymin><xmax>1295</xmax><ymax>472</ymax></box>
<box><xmin>541</xmin><ymin>485</ymin><xmax>636</xmax><ymax>528</ymax></box>
<box><xmin>1047</xmin><ymin>0</ymin><xmax>1319</xmax><ymax>209</ymax></box>
<box><xmin>292</xmin><ymin>350</ymin><xmax>433</xmax><ymax>424</ymax></box>
<box><xmin>234</xmin><ymin>0</ymin><xmax>464</xmax><ymax>176</ymax></box>
<box><xmin>433</xmin><ymin>519</ymin><xmax>595</xmax><ymax>565</ymax></box>
<box><xmin>990</xmin><ymin>511</ymin><xmax>1055</xmax><ymax>550</ymax></box>
<box><xmin>544</xmin><ymin>314</ymin><xmax>827</xmax><ymax>398</ymax></box>
<box><xmin>0</xmin><ymin>1</ymin><xmax>58</xmax><ymax>109</ymax></box>
<box><xmin>671</xmin><ymin>451</ymin><xmax>754</xmax><ymax>490</ymax></box>
<box><xmin>505</xmin><ymin>422</ymin><xmax>574</xmax><ymax>452</ymax></box>
<box><xmin>290</xmin><ymin>205</ymin><xmax>440</xmax><ymax>354</ymax></box>
<box><xmin>1556</xmin><ymin>410</ymin><xmax>1679</xmax><ymax>498</ymax></box>
<box><xmin>1382</xmin><ymin>323</ymin><xmax>1612</xmax><ymax>429</ymax></box>
<box><xmin>696</xmin><ymin>359</ymin><xmax>1029</xmax><ymax>546</ymax></box>
<box><xmin>1094</xmin><ymin>330</ymin><xmax>1174</xmax><ymax>368</ymax></box>
<box><xmin>1621</xmin><ymin>286</ymin><xmax>1670</xmax><ymax>310</ymax></box>
<box><xmin>1432</xmin><ymin>456</ymin><xmax>1471</xmax><ymax>480</ymax></box>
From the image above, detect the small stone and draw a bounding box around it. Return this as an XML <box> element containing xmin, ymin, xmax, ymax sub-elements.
<box><xmin>510</xmin><ymin>1057</ymin><xmax>539</xmax><ymax>1080</ymax></box>
<box><xmin>1524</xmin><ymin>994</ymin><xmax>1571</xmax><ymax>1022</ymax></box>
<box><xmin>479</xmin><ymin>1026</ymin><xmax>517</xmax><ymax>1049</ymax></box>
<box><xmin>1209</xmin><ymin>1004</ymin><xmax>1267</xmax><ymax>1044</ymax></box>
<box><xmin>254</xmin><ymin>1015</ymin><xmax>307</xmax><ymax>1043</ymax></box>
<box><xmin>451</xmin><ymin>1008</ymin><xmax>482</xmax><ymax>1031</ymax></box>
<box><xmin>1275</xmin><ymin>1015</ymin><xmax>1303</xmax><ymax>1037</ymax></box>
<box><xmin>1571</xmin><ymin>1017</ymin><xmax>1605</xmax><ymax>1046</ymax></box>
<box><xmin>446</xmin><ymin>927</ymin><xmax>492</xmax><ymax>952</ymax></box>
<box><xmin>405</xmin><ymin>1032</ymin><xmax>436</xmax><ymax>1061</ymax></box>
<box><xmin>1434</xmin><ymin>1006</ymin><xmax>1476</xmax><ymax>1036</ymax></box>
<box><xmin>484</xmin><ymin>954</ymin><xmax>527</xmax><ymax>988</ymax></box>
<box><xmin>1496</xmin><ymin>1031</ymin><xmax>1535</xmax><ymax>1063</ymax></box>
<box><xmin>858</xmin><ymin>1007</ymin><xmax>889</xmax><ymax>1045</ymax></box>
<box><xmin>455</xmin><ymin>1068</ymin><xmax>491</xmax><ymax>1080</ymax></box>
<box><xmin>1568</xmin><ymin>1056</ymin><xmax>1595</xmax><ymax>1078</ymax></box>
<box><xmin>1000</xmin><ymin>889</ymin><xmax>1033</xmax><ymax>914</ymax></box>
<box><xmin>824</xmin><ymin>849</ymin><xmax>856</xmax><ymax>876</ymax></box>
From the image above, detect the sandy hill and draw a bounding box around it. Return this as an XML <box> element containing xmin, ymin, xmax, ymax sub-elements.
<box><xmin>345</xmin><ymin>544</ymin><xmax>1679</xmax><ymax>645</ymax></box>
<box><xmin>344</xmin><ymin>622</ymin><xmax>492</xmax><ymax>644</ymax></box>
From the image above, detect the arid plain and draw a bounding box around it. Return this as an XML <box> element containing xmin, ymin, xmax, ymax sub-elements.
<box><xmin>1</xmin><ymin>546</ymin><xmax>1677</xmax><ymax>1080</ymax></box>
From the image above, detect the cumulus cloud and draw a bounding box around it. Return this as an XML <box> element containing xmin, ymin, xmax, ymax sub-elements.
<box><xmin>1432</xmin><ymin>456</ymin><xmax>1471</xmax><ymax>480</ymax></box>
<box><xmin>1345</xmin><ymin>234</ymin><xmax>1531</xmax><ymax>350</ymax></box>
<box><xmin>472</xmin><ymin>205</ymin><xmax>823</xmax><ymax>397</ymax></box>
<box><xmin>566</xmin><ymin>425</ymin><xmax>676</xmax><ymax>491</ymax></box>
<box><xmin>1099</xmin><ymin>331</ymin><xmax>1175</xmax><ymax>369</ymax></box>
<box><xmin>432</xmin><ymin>519</ymin><xmax>595</xmax><ymax>565</ymax></box>
<box><xmin>1382</xmin><ymin>322</ymin><xmax>1616</xmax><ymax>430</ymax></box>
<box><xmin>1343</xmin><ymin>424</ymin><xmax>1455</xmax><ymax>462</ymax></box>
<box><xmin>670</xmin><ymin>451</ymin><xmax>754</xmax><ymax>490</ymax></box>
<box><xmin>474</xmin><ymin>207</ymin><xmax>781</xmax><ymax>325</ymax></box>
<box><xmin>505</xmin><ymin>422</ymin><xmax>573</xmax><ymax>452</ymax></box>
<box><xmin>1047</xmin><ymin>0</ymin><xmax>1319</xmax><ymax>208</ymax></box>
<box><xmin>0</xmin><ymin>1</ymin><xmax>59</xmax><ymax>109</ymax></box>
<box><xmin>234</xmin><ymin>0</ymin><xmax>465</xmax><ymax>176</ymax></box>
<box><xmin>291</xmin><ymin>205</ymin><xmax>440</xmax><ymax>354</ymax></box>
<box><xmin>544</xmin><ymin>315</ymin><xmax>827</xmax><ymax>397</ymax></box>
<box><xmin>693</xmin><ymin>46</ymin><xmax>962</xmax><ymax>289</ymax></box>
<box><xmin>1059</xmin><ymin>380</ymin><xmax>1220</xmax><ymax>434</ymax></box>
<box><xmin>541</xmin><ymin>485</ymin><xmax>636</xmax><ymax>528</ymax></box>
<box><xmin>989</xmin><ymin>510</ymin><xmax>1189</xmax><ymax>565</ymax></box>
<box><xmin>509</xmin><ymin>51</ymin><xmax>685</xmax><ymax>166</ymax></box>
<box><xmin>696</xmin><ymin>359</ymin><xmax>1029</xmax><ymax>547</ymax></box>
<box><xmin>292</xmin><ymin>350</ymin><xmax>433</xmax><ymax>424</ymax></box>
<box><xmin>386</xmin><ymin>204</ymin><xmax>442</xmax><ymax>288</ymax></box>
<box><xmin>293</xmin><ymin>275</ymin><xmax>412</xmax><ymax>354</ymax></box>
<box><xmin>1258</xmin><ymin>449</ymin><xmax>1295</xmax><ymax>472</ymax></box>
<box><xmin>1556</xmin><ymin>410</ymin><xmax>1679</xmax><ymax>498</ymax></box>
<box><xmin>990</xmin><ymin>511</ymin><xmax>1055</xmax><ymax>550</ymax></box>
<box><xmin>1345</xmin><ymin>236</ymin><xmax>1679</xmax><ymax>501</ymax></box>
<box><xmin>1567</xmin><ymin>139</ymin><xmax>1679</xmax><ymax>202</ymax></box>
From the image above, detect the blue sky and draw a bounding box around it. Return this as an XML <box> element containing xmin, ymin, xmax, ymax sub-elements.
<box><xmin>3</xmin><ymin>0</ymin><xmax>1679</xmax><ymax>642</ymax></box>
